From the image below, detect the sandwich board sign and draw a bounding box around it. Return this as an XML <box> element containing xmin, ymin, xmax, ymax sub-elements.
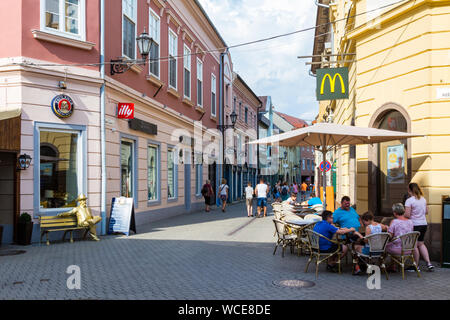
<box><xmin>108</xmin><ymin>197</ymin><xmax>136</xmax><ymax>236</ymax></box>
<box><xmin>316</xmin><ymin>67</ymin><xmax>349</xmax><ymax>101</ymax></box>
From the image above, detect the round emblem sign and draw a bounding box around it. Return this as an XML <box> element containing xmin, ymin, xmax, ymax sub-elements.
<box><xmin>51</xmin><ymin>94</ymin><xmax>74</xmax><ymax>119</ymax></box>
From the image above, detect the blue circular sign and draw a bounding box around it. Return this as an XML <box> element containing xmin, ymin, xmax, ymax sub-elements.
<box><xmin>51</xmin><ymin>94</ymin><xmax>74</xmax><ymax>119</ymax></box>
<box><xmin>320</xmin><ymin>161</ymin><xmax>332</xmax><ymax>172</ymax></box>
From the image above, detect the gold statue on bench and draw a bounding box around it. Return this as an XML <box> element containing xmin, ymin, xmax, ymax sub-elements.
<box><xmin>58</xmin><ymin>194</ymin><xmax>102</xmax><ymax>241</ymax></box>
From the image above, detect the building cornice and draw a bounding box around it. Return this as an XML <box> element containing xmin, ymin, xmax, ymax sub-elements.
<box><xmin>346</xmin><ymin>0</ymin><xmax>448</xmax><ymax>41</ymax></box>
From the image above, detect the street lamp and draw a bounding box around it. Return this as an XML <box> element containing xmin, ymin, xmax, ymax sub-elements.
<box><xmin>17</xmin><ymin>153</ymin><xmax>32</xmax><ymax>170</ymax></box>
<box><xmin>217</xmin><ymin>110</ymin><xmax>237</xmax><ymax>131</ymax></box>
<box><xmin>111</xmin><ymin>28</ymin><xmax>154</xmax><ymax>75</ymax></box>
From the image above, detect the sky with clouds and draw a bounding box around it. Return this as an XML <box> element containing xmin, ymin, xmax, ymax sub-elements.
<box><xmin>197</xmin><ymin>0</ymin><xmax>318</xmax><ymax>122</ymax></box>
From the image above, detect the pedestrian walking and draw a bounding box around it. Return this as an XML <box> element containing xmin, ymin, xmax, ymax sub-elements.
<box><xmin>201</xmin><ymin>180</ymin><xmax>214</xmax><ymax>212</ymax></box>
<box><xmin>218</xmin><ymin>178</ymin><xmax>229</xmax><ymax>212</ymax></box>
<box><xmin>245</xmin><ymin>182</ymin><xmax>254</xmax><ymax>217</ymax></box>
<box><xmin>256</xmin><ymin>178</ymin><xmax>269</xmax><ymax>217</ymax></box>
<box><xmin>405</xmin><ymin>182</ymin><xmax>434</xmax><ymax>271</ymax></box>
<box><xmin>300</xmin><ymin>181</ymin><xmax>308</xmax><ymax>201</ymax></box>
<box><xmin>280</xmin><ymin>182</ymin><xmax>290</xmax><ymax>201</ymax></box>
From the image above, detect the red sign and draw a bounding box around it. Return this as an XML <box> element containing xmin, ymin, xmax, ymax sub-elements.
<box><xmin>118</xmin><ymin>103</ymin><xmax>134</xmax><ymax>119</ymax></box>
<box><xmin>320</xmin><ymin>161</ymin><xmax>332</xmax><ymax>172</ymax></box>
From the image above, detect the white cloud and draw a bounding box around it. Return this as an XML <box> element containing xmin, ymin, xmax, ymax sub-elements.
<box><xmin>198</xmin><ymin>0</ymin><xmax>318</xmax><ymax>121</ymax></box>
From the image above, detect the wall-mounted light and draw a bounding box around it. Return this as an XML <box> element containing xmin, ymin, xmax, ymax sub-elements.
<box><xmin>17</xmin><ymin>153</ymin><xmax>32</xmax><ymax>170</ymax></box>
<box><xmin>111</xmin><ymin>29</ymin><xmax>155</xmax><ymax>75</ymax></box>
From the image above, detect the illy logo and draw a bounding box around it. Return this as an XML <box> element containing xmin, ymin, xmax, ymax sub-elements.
<box><xmin>118</xmin><ymin>103</ymin><xmax>134</xmax><ymax>119</ymax></box>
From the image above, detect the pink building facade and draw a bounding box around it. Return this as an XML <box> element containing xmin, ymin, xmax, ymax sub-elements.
<box><xmin>0</xmin><ymin>0</ymin><xmax>233</xmax><ymax>244</ymax></box>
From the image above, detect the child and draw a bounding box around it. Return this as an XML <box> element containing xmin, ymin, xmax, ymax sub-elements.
<box><xmin>245</xmin><ymin>182</ymin><xmax>254</xmax><ymax>217</ymax></box>
<box><xmin>353</xmin><ymin>212</ymin><xmax>388</xmax><ymax>275</ymax></box>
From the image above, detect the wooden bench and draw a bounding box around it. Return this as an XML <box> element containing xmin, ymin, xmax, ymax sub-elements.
<box><xmin>39</xmin><ymin>215</ymin><xmax>90</xmax><ymax>246</ymax></box>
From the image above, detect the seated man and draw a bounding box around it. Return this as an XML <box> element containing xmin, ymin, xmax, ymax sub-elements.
<box><xmin>58</xmin><ymin>194</ymin><xmax>102</xmax><ymax>241</ymax></box>
<box><xmin>313</xmin><ymin>210</ymin><xmax>356</xmax><ymax>272</ymax></box>
<box><xmin>333</xmin><ymin>196</ymin><xmax>363</xmax><ymax>241</ymax></box>
<box><xmin>307</xmin><ymin>196</ymin><xmax>322</xmax><ymax>207</ymax></box>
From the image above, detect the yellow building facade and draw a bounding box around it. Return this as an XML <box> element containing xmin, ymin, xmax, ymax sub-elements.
<box><xmin>315</xmin><ymin>0</ymin><xmax>450</xmax><ymax>259</ymax></box>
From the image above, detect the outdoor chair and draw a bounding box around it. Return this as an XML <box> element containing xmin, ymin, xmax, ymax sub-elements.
<box><xmin>353</xmin><ymin>232</ymin><xmax>390</xmax><ymax>280</ymax></box>
<box><xmin>272</xmin><ymin>219</ymin><xmax>297</xmax><ymax>258</ymax></box>
<box><xmin>304</xmin><ymin>229</ymin><xmax>343</xmax><ymax>278</ymax></box>
<box><xmin>293</xmin><ymin>221</ymin><xmax>318</xmax><ymax>257</ymax></box>
<box><xmin>387</xmin><ymin>231</ymin><xmax>421</xmax><ymax>280</ymax></box>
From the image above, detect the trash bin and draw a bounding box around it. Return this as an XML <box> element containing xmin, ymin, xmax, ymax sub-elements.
<box><xmin>442</xmin><ymin>197</ymin><xmax>450</xmax><ymax>268</ymax></box>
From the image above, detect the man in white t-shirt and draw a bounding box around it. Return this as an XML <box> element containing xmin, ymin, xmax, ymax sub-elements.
<box><xmin>255</xmin><ymin>178</ymin><xmax>269</xmax><ymax>217</ymax></box>
<box><xmin>245</xmin><ymin>182</ymin><xmax>254</xmax><ymax>217</ymax></box>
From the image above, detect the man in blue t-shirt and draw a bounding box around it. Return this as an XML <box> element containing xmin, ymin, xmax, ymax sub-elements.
<box><xmin>333</xmin><ymin>196</ymin><xmax>362</xmax><ymax>231</ymax></box>
<box><xmin>307</xmin><ymin>196</ymin><xmax>322</xmax><ymax>208</ymax></box>
<box><xmin>313</xmin><ymin>210</ymin><xmax>355</xmax><ymax>272</ymax></box>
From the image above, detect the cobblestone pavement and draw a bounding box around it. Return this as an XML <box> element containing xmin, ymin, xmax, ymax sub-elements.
<box><xmin>1</xmin><ymin>201</ymin><xmax>449</xmax><ymax>300</ymax></box>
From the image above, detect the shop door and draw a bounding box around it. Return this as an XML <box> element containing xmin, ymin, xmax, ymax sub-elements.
<box><xmin>0</xmin><ymin>153</ymin><xmax>15</xmax><ymax>244</ymax></box>
<box><xmin>121</xmin><ymin>139</ymin><xmax>135</xmax><ymax>198</ymax></box>
<box><xmin>208</xmin><ymin>162</ymin><xmax>216</xmax><ymax>204</ymax></box>
<box><xmin>377</xmin><ymin>111</ymin><xmax>409</xmax><ymax>216</ymax></box>
<box><xmin>184</xmin><ymin>162</ymin><xmax>191</xmax><ymax>212</ymax></box>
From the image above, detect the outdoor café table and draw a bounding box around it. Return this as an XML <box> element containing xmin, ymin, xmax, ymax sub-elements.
<box><xmin>286</xmin><ymin>218</ymin><xmax>318</xmax><ymax>226</ymax></box>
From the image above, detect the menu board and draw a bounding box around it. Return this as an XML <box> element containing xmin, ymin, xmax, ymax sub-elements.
<box><xmin>387</xmin><ymin>144</ymin><xmax>405</xmax><ymax>184</ymax></box>
<box><xmin>108</xmin><ymin>197</ymin><xmax>136</xmax><ymax>236</ymax></box>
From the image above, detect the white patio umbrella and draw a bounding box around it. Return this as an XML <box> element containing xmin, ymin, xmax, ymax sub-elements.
<box><xmin>249</xmin><ymin>122</ymin><xmax>425</xmax><ymax>207</ymax></box>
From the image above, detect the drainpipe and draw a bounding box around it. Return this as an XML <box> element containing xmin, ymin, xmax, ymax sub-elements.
<box><xmin>218</xmin><ymin>50</ymin><xmax>225</xmax><ymax>200</ymax></box>
<box><xmin>100</xmin><ymin>0</ymin><xmax>106</xmax><ymax>235</ymax></box>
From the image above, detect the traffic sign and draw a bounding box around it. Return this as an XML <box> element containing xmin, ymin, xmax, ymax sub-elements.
<box><xmin>320</xmin><ymin>161</ymin><xmax>332</xmax><ymax>172</ymax></box>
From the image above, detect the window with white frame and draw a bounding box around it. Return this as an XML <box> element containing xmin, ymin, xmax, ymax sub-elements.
<box><xmin>122</xmin><ymin>0</ymin><xmax>137</xmax><ymax>59</ymax></box>
<box><xmin>197</xmin><ymin>59</ymin><xmax>203</xmax><ymax>107</ymax></box>
<box><xmin>148</xmin><ymin>144</ymin><xmax>159</xmax><ymax>201</ymax></box>
<box><xmin>211</xmin><ymin>74</ymin><xmax>216</xmax><ymax>117</ymax></box>
<box><xmin>168</xmin><ymin>29</ymin><xmax>178</xmax><ymax>89</ymax></box>
<box><xmin>149</xmin><ymin>8</ymin><xmax>160</xmax><ymax>77</ymax></box>
<box><xmin>183</xmin><ymin>45</ymin><xmax>191</xmax><ymax>99</ymax></box>
<box><xmin>42</xmin><ymin>0</ymin><xmax>85</xmax><ymax>39</ymax></box>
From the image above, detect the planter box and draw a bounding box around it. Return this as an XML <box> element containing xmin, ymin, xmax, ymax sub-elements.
<box><xmin>17</xmin><ymin>222</ymin><xmax>33</xmax><ymax>245</ymax></box>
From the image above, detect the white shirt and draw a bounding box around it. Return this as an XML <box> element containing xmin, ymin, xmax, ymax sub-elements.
<box><xmin>219</xmin><ymin>184</ymin><xmax>228</xmax><ymax>196</ymax></box>
<box><xmin>256</xmin><ymin>183</ymin><xmax>268</xmax><ymax>198</ymax></box>
<box><xmin>405</xmin><ymin>196</ymin><xmax>428</xmax><ymax>226</ymax></box>
<box><xmin>245</xmin><ymin>186</ymin><xmax>254</xmax><ymax>199</ymax></box>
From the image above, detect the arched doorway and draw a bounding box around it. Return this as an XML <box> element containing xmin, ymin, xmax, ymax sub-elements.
<box><xmin>368</xmin><ymin>104</ymin><xmax>411</xmax><ymax>216</ymax></box>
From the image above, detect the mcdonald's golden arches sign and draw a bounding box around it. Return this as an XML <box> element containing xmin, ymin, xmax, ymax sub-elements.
<box><xmin>316</xmin><ymin>67</ymin><xmax>349</xmax><ymax>101</ymax></box>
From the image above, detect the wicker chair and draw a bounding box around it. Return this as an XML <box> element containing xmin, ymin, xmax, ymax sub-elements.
<box><xmin>304</xmin><ymin>229</ymin><xmax>343</xmax><ymax>278</ymax></box>
<box><xmin>387</xmin><ymin>231</ymin><xmax>421</xmax><ymax>280</ymax></box>
<box><xmin>293</xmin><ymin>221</ymin><xmax>318</xmax><ymax>256</ymax></box>
<box><xmin>354</xmin><ymin>232</ymin><xmax>390</xmax><ymax>279</ymax></box>
<box><xmin>272</xmin><ymin>219</ymin><xmax>297</xmax><ymax>258</ymax></box>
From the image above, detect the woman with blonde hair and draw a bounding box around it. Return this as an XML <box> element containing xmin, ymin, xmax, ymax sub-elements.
<box><xmin>405</xmin><ymin>182</ymin><xmax>434</xmax><ymax>271</ymax></box>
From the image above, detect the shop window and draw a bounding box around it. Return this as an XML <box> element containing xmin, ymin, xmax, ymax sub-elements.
<box><xmin>121</xmin><ymin>139</ymin><xmax>135</xmax><ymax>198</ymax></box>
<box><xmin>39</xmin><ymin>129</ymin><xmax>80</xmax><ymax>209</ymax></box>
<box><xmin>148</xmin><ymin>144</ymin><xmax>159</xmax><ymax>202</ymax></box>
<box><xmin>167</xmin><ymin>147</ymin><xmax>177</xmax><ymax>199</ymax></box>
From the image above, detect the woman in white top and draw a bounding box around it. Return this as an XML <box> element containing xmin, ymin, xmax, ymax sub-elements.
<box><xmin>405</xmin><ymin>182</ymin><xmax>434</xmax><ymax>271</ymax></box>
<box><xmin>218</xmin><ymin>178</ymin><xmax>229</xmax><ymax>212</ymax></box>
<box><xmin>244</xmin><ymin>182</ymin><xmax>254</xmax><ymax>217</ymax></box>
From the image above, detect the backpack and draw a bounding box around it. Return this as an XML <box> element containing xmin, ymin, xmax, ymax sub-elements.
<box><xmin>281</xmin><ymin>186</ymin><xmax>288</xmax><ymax>196</ymax></box>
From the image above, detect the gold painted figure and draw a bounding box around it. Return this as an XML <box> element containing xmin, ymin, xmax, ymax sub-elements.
<box><xmin>58</xmin><ymin>194</ymin><xmax>101</xmax><ymax>241</ymax></box>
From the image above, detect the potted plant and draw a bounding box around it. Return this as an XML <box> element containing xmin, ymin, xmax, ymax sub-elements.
<box><xmin>17</xmin><ymin>212</ymin><xmax>33</xmax><ymax>245</ymax></box>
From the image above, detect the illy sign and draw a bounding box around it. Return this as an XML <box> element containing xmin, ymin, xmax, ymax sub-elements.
<box><xmin>118</xmin><ymin>103</ymin><xmax>134</xmax><ymax>119</ymax></box>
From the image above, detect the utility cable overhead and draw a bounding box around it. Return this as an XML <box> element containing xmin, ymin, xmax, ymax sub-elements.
<box><xmin>11</xmin><ymin>0</ymin><xmax>408</xmax><ymax>68</ymax></box>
